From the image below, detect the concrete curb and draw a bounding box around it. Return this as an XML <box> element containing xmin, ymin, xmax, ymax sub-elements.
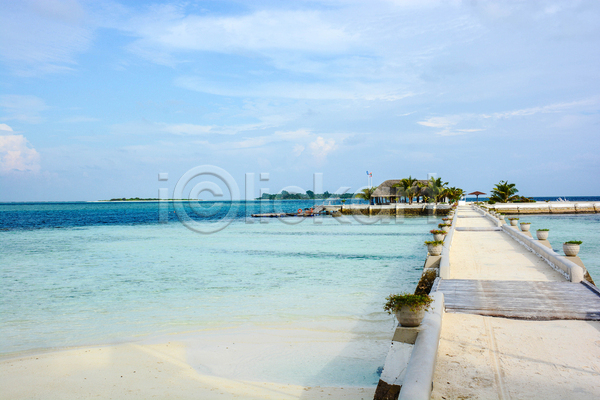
<box><xmin>473</xmin><ymin>205</ymin><xmax>504</xmax><ymax>227</ymax></box>
<box><xmin>474</xmin><ymin>205</ymin><xmax>585</xmax><ymax>282</ymax></box>
<box><xmin>501</xmin><ymin>224</ymin><xmax>584</xmax><ymax>283</ymax></box>
<box><xmin>439</xmin><ymin>209</ymin><xmax>456</xmax><ymax>279</ymax></box>
<box><xmin>486</xmin><ymin>202</ymin><xmax>600</xmax><ymax>214</ymax></box>
<box><xmin>398</xmin><ymin>292</ymin><xmax>445</xmax><ymax>400</ymax></box>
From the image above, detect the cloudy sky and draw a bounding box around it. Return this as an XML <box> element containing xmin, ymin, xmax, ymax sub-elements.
<box><xmin>1</xmin><ymin>0</ymin><xmax>599</xmax><ymax>201</ymax></box>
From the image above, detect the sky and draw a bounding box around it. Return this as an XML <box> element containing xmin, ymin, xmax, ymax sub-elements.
<box><xmin>1</xmin><ymin>0</ymin><xmax>599</xmax><ymax>201</ymax></box>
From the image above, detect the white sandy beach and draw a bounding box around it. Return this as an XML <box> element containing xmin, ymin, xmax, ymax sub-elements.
<box><xmin>0</xmin><ymin>322</ymin><xmax>384</xmax><ymax>400</ymax></box>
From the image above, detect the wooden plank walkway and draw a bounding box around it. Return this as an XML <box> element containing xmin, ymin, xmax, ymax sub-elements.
<box><xmin>436</xmin><ymin>279</ymin><xmax>600</xmax><ymax>320</ymax></box>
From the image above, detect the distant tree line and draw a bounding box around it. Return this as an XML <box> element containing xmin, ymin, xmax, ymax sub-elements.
<box><xmin>107</xmin><ymin>197</ymin><xmax>159</xmax><ymax>201</ymax></box>
<box><xmin>258</xmin><ymin>190</ymin><xmax>355</xmax><ymax>200</ymax></box>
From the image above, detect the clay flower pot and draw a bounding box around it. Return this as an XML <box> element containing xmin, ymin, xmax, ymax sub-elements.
<box><xmin>519</xmin><ymin>223</ymin><xmax>531</xmax><ymax>232</ymax></box>
<box><xmin>563</xmin><ymin>243</ymin><xmax>580</xmax><ymax>256</ymax></box>
<box><xmin>395</xmin><ymin>306</ymin><xmax>427</xmax><ymax>327</ymax></box>
<box><xmin>536</xmin><ymin>230</ymin><xmax>549</xmax><ymax>240</ymax></box>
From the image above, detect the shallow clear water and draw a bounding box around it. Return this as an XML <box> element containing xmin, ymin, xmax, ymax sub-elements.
<box><xmin>0</xmin><ymin>204</ymin><xmax>435</xmax><ymax>369</ymax></box>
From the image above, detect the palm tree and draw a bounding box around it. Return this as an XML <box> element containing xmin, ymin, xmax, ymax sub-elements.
<box><xmin>393</xmin><ymin>176</ymin><xmax>419</xmax><ymax>204</ymax></box>
<box><xmin>489</xmin><ymin>181</ymin><xmax>519</xmax><ymax>203</ymax></box>
<box><xmin>356</xmin><ymin>186</ymin><xmax>378</xmax><ymax>205</ymax></box>
<box><xmin>425</xmin><ymin>177</ymin><xmax>448</xmax><ymax>205</ymax></box>
<box><xmin>444</xmin><ymin>187</ymin><xmax>464</xmax><ymax>204</ymax></box>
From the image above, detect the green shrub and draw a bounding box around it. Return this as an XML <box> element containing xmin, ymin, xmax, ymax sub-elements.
<box><xmin>384</xmin><ymin>293</ymin><xmax>433</xmax><ymax>313</ymax></box>
<box><xmin>564</xmin><ymin>240</ymin><xmax>582</xmax><ymax>245</ymax></box>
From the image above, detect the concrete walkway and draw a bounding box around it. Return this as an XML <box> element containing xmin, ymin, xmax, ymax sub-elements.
<box><xmin>451</xmin><ymin>210</ymin><xmax>564</xmax><ymax>281</ymax></box>
<box><xmin>431</xmin><ymin>205</ymin><xmax>600</xmax><ymax>400</ymax></box>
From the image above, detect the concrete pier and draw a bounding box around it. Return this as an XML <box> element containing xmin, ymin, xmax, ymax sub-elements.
<box><xmin>430</xmin><ymin>205</ymin><xmax>600</xmax><ymax>399</ymax></box>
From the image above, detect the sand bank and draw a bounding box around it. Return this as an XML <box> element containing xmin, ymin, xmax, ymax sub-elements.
<box><xmin>0</xmin><ymin>322</ymin><xmax>386</xmax><ymax>400</ymax></box>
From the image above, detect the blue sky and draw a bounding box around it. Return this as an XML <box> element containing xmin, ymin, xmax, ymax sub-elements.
<box><xmin>1</xmin><ymin>0</ymin><xmax>599</xmax><ymax>201</ymax></box>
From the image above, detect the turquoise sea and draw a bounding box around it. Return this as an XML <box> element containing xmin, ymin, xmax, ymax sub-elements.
<box><xmin>1</xmin><ymin>201</ymin><xmax>599</xmax><ymax>387</ymax></box>
<box><xmin>0</xmin><ymin>201</ymin><xmax>438</xmax><ymax>386</ymax></box>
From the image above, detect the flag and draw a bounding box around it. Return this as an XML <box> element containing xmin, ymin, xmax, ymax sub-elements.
<box><xmin>369</xmin><ymin>173</ymin><xmax>372</xmax><ymax>177</ymax></box>
<box><xmin>366</xmin><ymin>171</ymin><xmax>369</xmax><ymax>175</ymax></box>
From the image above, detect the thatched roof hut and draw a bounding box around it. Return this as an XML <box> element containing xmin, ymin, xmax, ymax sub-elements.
<box><xmin>372</xmin><ymin>179</ymin><xmax>402</xmax><ymax>199</ymax></box>
<box><xmin>372</xmin><ymin>179</ymin><xmax>429</xmax><ymax>204</ymax></box>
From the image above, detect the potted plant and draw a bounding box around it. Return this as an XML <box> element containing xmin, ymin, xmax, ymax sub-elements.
<box><xmin>384</xmin><ymin>293</ymin><xmax>433</xmax><ymax>327</ymax></box>
<box><xmin>442</xmin><ymin>217</ymin><xmax>452</xmax><ymax>222</ymax></box>
<box><xmin>508</xmin><ymin>217</ymin><xmax>519</xmax><ymax>226</ymax></box>
<box><xmin>425</xmin><ymin>240</ymin><xmax>444</xmax><ymax>256</ymax></box>
<box><xmin>536</xmin><ymin>229</ymin><xmax>549</xmax><ymax>240</ymax></box>
<box><xmin>563</xmin><ymin>240</ymin><xmax>582</xmax><ymax>256</ymax></box>
<box><xmin>438</xmin><ymin>223</ymin><xmax>451</xmax><ymax>233</ymax></box>
<box><xmin>430</xmin><ymin>229</ymin><xmax>446</xmax><ymax>241</ymax></box>
<box><xmin>519</xmin><ymin>222</ymin><xmax>531</xmax><ymax>232</ymax></box>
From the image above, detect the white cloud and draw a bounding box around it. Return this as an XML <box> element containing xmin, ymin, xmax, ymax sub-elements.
<box><xmin>126</xmin><ymin>8</ymin><xmax>355</xmax><ymax>58</ymax></box>
<box><xmin>228</xmin><ymin>129</ymin><xmax>313</xmax><ymax>150</ymax></box>
<box><xmin>175</xmin><ymin>75</ymin><xmax>414</xmax><ymax>101</ymax></box>
<box><xmin>292</xmin><ymin>144</ymin><xmax>305</xmax><ymax>157</ymax></box>
<box><xmin>63</xmin><ymin>116</ymin><xmax>100</xmax><ymax>123</ymax></box>
<box><xmin>418</xmin><ymin>114</ymin><xmax>483</xmax><ymax>136</ymax></box>
<box><xmin>309</xmin><ymin>136</ymin><xmax>336</xmax><ymax>160</ymax></box>
<box><xmin>436</xmin><ymin>128</ymin><xmax>484</xmax><ymax>137</ymax></box>
<box><xmin>163</xmin><ymin>123</ymin><xmax>215</xmax><ymax>136</ymax></box>
<box><xmin>0</xmin><ymin>95</ymin><xmax>49</xmax><ymax>123</ymax></box>
<box><xmin>418</xmin><ymin>97</ymin><xmax>600</xmax><ymax>136</ymax></box>
<box><xmin>0</xmin><ymin>123</ymin><xmax>14</xmax><ymax>132</ymax></box>
<box><xmin>417</xmin><ymin>116</ymin><xmax>461</xmax><ymax>128</ymax></box>
<box><xmin>0</xmin><ymin>0</ymin><xmax>92</xmax><ymax>75</ymax></box>
<box><xmin>487</xmin><ymin>97</ymin><xmax>600</xmax><ymax>119</ymax></box>
<box><xmin>274</xmin><ymin>129</ymin><xmax>311</xmax><ymax>141</ymax></box>
<box><xmin>0</xmin><ymin>125</ymin><xmax>40</xmax><ymax>173</ymax></box>
<box><xmin>111</xmin><ymin>119</ymin><xmax>284</xmax><ymax>137</ymax></box>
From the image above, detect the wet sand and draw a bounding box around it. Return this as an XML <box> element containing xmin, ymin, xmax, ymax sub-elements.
<box><xmin>0</xmin><ymin>322</ymin><xmax>384</xmax><ymax>400</ymax></box>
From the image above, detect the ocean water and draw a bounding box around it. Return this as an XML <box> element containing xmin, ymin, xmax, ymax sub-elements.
<box><xmin>0</xmin><ymin>201</ymin><xmax>436</xmax><ymax>386</ymax></box>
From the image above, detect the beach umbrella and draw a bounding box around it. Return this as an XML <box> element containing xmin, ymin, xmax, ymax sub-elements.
<box><xmin>468</xmin><ymin>191</ymin><xmax>485</xmax><ymax>201</ymax></box>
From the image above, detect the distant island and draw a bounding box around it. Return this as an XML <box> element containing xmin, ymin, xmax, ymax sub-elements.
<box><xmin>101</xmin><ymin>192</ymin><xmax>355</xmax><ymax>202</ymax></box>
<box><xmin>257</xmin><ymin>190</ymin><xmax>355</xmax><ymax>200</ymax></box>
<box><xmin>101</xmin><ymin>198</ymin><xmax>163</xmax><ymax>201</ymax></box>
